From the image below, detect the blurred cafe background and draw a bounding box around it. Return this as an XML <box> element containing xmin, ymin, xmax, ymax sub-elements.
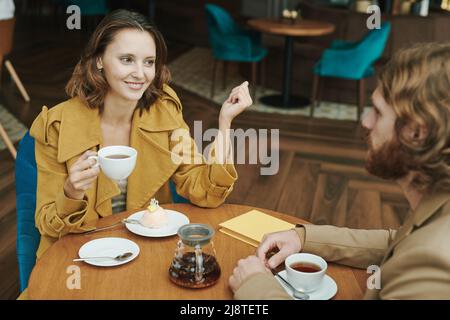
<box><xmin>1</xmin><ymin>0</ymin><xmax>450</xmax><ymax>299</ymax></box>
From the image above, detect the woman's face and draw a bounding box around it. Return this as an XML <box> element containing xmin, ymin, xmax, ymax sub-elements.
<box><xmin>97</xmin><ymin>28</ymin><xmax>156</xmax><ymax>104</ymax></box>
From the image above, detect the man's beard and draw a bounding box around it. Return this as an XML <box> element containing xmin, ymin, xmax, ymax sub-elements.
<box><xmin>365</xmin><ymin>132</ymin><xmax>410</xmax><ymax>180</ymax></box>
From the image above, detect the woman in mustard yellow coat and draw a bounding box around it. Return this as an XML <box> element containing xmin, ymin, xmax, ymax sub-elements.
<box><xmin>29</xmin><ymin>9</ymin><xmax>252</xmax><ymax>258</ymax></box>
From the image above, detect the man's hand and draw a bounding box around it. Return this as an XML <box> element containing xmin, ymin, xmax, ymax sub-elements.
<box><xmin>256</xmin><ymin>229</ymin><xmax>303</xmax><ymax>269</ymax></box>
<box><xmin>228</xmin><ymin>255</ymin><xmax>270</xmax><ymax>293</ymax></box>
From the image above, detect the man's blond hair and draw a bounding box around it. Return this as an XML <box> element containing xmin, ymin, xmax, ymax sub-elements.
<box><xmin>379</xmin><ymin>42</ymin><xmax>450</xmax><ymax>191</ymax></box>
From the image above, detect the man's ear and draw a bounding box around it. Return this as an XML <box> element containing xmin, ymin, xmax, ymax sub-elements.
<box><xmin>404</xmin><ymin>122</ymin><xmax>428</xmax><ymax>144</ymax></box>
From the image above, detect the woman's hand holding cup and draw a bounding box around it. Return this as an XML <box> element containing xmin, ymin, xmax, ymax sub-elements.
<box><xmin>64</xmin><ymin>150</ymin><xmax>100</xmax><ymax>200</ymax></box>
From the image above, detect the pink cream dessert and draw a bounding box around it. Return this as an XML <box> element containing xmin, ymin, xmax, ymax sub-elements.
<box><xmin>140</xmin><ymin>198</ymin><xmax>169</xmax><ymax>228</ymax></box>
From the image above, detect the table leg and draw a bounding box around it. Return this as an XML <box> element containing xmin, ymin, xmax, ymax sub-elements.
<box><xmin>148</xmin><ymin>0</ymin><xmax>156</xmax><ymax>23</ymax></box>
<box><xmin>283</xmin><ymin>35</ymin><xmax>294</xmax><ymax>106</ymax></box>
<box><xmin>259</xmin><ymin>36</ymin><xmax>310</xmax><ymax>108</ymax></box>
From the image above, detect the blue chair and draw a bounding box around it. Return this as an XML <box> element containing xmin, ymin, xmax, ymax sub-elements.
<box><xmin>52</xmin><ymin>0</ymin><xmax>109</xmax><ymax>31</ymax></box>
<box><xmin>205</xmin><ymin>3</ymin><xmax>268</xmax><ymax>99</ymax></box>
<box><xmin>169</xmin><ymin>180</ymin><xmax>190</xmax><ymax>204</ymax></box>
<box><xmin>15</xmin><ymin>132</ymin><xmax>40</xmax><ymax>293</ymax></box>
<box><xmin>311</xmin><ymin>22</ymin><xmax>391</xmax><ymax>120</ymax></box>
<box><xmin>15</xmin><ymin>132</ymin><xmax>188</xmax><ymax>292</ymax></box>
<box><xmin>56</xmin><ymin>0</ymin><xmax>109</xmax><ymax>15</ymax></box>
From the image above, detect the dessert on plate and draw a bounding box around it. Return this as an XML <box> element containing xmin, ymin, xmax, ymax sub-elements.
<box><xmin>140</xmin><ymin>198</ymin><xmax>169</xmax><ymax>228</ymax></box>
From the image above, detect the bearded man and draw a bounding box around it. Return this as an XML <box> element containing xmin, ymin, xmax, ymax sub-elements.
<box><xmin>229</xmin><ymin>43</ymin><xmax>450</xmax><ymax>299</ymax></box>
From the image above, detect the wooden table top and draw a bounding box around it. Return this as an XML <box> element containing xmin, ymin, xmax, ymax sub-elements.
<box><xmin>247</xmin><ymin>18</ymin><xmax>335</xmax><ymax>37</ymax></box>
<box><xmin>28</xmin><ymin>204</ymin><xmax>367</xmax><ymax>300</ymax></box>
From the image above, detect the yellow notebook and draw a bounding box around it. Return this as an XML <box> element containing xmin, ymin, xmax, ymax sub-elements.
<box><xmin>219</xmin><ymin>210</ymin><xmax>295</xmax><ymax>247</ymax></box>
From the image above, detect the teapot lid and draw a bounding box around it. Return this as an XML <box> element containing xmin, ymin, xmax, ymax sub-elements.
<box><xmin>178</xmin><ymin>223</ymin><xmax>215</xmax><ymax>247</ymax></box>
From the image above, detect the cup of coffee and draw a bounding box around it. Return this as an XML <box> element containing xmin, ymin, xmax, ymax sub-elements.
<box><xmin>285</xmin><ymin>253</ymin><xmax>327</xmax><ymax>293</ymax></box>
<box><xmin>89</xmin><ymin>146</ymin><xmax>137</xmax><ymax>180</ymax></box>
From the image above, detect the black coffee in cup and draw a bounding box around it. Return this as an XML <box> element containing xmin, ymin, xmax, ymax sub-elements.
<box><xmin>290</xmin><ymin>262</ymin><xmax>322</xmax><ymax>273</ymax></box>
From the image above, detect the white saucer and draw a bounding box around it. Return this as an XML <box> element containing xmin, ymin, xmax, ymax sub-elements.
<box><xmin>78</xmin><ymin>237</ymin><xmax>140</xmax><ymax>267</ymax></box>
<box><xmin>275</xmin><ymin>270</ymin><xmax>337</xmax><ymax>300</ymax></box>
<box><xmin>125</xmin><ymin>209</ymin><xmax>190</xmax><ymax>237</ymax></box>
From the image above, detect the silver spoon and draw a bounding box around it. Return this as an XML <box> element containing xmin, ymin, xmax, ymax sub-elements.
<box><xmin>122</xmin><ymin>218</ymin><xmax>143</xmax><ymax>225</ymax></box>
<box><xmin>81</xmin><ymin>219</ymin><xmax>142</xmax><ymax>235</ymax></box>
<box><xmin>73</xmin><ymin>251</ymin><xmax>134</xmax><ymax>262</ymax></box>
<box><xmin>271</xmin><ymin>269</ymin><xmax>310</xmax><ymax>300</ymax></box>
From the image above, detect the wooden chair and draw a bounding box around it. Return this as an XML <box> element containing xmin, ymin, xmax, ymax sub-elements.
<box><xmin>0</xmin><ymin>17</ymin><xmax>30</xmax><ymax>159</ymax></box>
<box><xmin>0</xmin><ymin>18</ymin><xmax>30</xmax><ymax>102</ymax></box>
<box><xmin>0</xmin><ymin>121</ymin><xmax>16</xmax><ymax>159</ymax></box>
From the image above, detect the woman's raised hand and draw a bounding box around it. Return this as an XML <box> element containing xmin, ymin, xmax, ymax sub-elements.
<box><xmin>219</xmin><ymin>81</ymin><xmax>253</xmax><ymax>125</ymax></box>
<box><xmin>63</xmin><ymin>150</ymin><xmax>100</xmax><ymax>200</ymax></box>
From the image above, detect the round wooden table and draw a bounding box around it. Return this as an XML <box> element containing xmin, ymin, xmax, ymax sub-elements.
<box><xmin>248</xmin><ymin>18</ymin><xmax>335</xmax><ymax>108</ymax></box>
<box><xmin>27</xmin><ymin>204</ymin><xmax>367</xmax><ymax>299</ymax></box>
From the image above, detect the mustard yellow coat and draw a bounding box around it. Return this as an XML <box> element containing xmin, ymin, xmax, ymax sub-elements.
<box><xmin>30</xmin><ymin>85</ymin><xmax>237</xmax><ymax>258</ymax></box>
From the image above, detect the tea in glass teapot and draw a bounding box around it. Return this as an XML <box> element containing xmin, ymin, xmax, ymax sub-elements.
<box><xmin>169</xmin><ymin>223</ymin><xmax>221</xmax><ymax>288</ymax></box>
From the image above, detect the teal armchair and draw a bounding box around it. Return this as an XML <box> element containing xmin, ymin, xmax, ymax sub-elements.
<box><xmin>205</xmin><ymin>4</ymin><xmax>267</xmax><ymax>99</ymax></box>
<box><xmin>58</xmin><ymin>0</ymin><xmax>108</xmax><ymax>15</ymax></box>
<box><xmin>53</xmin><ymin>0</ymin><xmax>109</xmax><ymax>31</ymax></box>
<box><xmin>311</xmin><ymin>22</ymin><xmax>391</xmax><ymax>120</ymax></box>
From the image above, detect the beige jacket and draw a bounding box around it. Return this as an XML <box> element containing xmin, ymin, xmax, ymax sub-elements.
<box><xmin>30</xmin><ymin>85</ymin><xmax>237</xmax><ymax>258</ymax></box>
<box><xmin>235</xmin><ymin>191</ymin><xmax>450</xmax><ymax>299</ymax></box>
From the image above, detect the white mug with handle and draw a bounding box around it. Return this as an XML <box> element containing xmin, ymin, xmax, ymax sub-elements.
<box><xmin>89</xmin><ymin>146</ymin><xmax>137</xmax><ymax>180</ymax></box>
<box><xmin>285</xmin><ymin>253</ymin><xmax>327</xmax><ymax>293</ymax></box>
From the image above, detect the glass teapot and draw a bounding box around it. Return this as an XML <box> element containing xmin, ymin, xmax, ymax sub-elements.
<box><xmin>169</xmin><ymin>223</ymin><xmax>221</xmax><ymax>288</ymax></box>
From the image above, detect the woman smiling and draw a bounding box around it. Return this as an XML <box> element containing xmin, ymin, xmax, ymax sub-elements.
<box><xmin>29</xmin><ymin>9</ymin><xmax>252</xmax><ymax>259</ymax></box>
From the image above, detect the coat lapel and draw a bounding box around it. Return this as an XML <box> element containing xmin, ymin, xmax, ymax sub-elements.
<box><xmin>55</xmin><ymin>98</ymin><xmax>120</xmax><ymax>217</ymax></box>
<box><xmin>364</xmin><ymin>191</ymin><xmax>450</xmax><ymax>299</ymax></box>
<box><xmin>126</xmin><ymin>98</ymin><xmax>182</xmax><ymax>209</ymax></box>
<box><xmin>381</xmin><ymin>191</ymin><xmax>450</xmax><ymax>264</ymax></box>
<box><xmin>57</xmin><ymin>98</ymin><xmax>102</xmax><ymax>163</ymax></box>
<box><xmin>95</xmin><ymin>171</ymin><xmax>121</xmax><ymax>217</ymax></box>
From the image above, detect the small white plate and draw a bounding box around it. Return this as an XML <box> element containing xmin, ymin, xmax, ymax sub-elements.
<box><xmin>124</xmin><ymin>209</ymin><xmax>190</xmax><ymax>237</ymax></box>
<box><xmin>78</xmin><ymin>237</ymin><xmax>140</xmax><ymax>267</ymax></box>
<box><xmin>275</xmin><ymin>270</ymin><xmax>338</xmax><ymax>300</ymax></box>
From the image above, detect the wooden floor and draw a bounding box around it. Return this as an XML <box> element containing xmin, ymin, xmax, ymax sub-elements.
<box><xmin>0</xmin><ymin>11</ymin><xmax>408</xmax><ymax>299</ymax></box>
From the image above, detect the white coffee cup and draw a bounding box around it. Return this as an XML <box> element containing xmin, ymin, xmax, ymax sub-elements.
<box><xmin>285</xmin><ymin>253</ymin><xmax>327</xmax><ymax>293</ymax></box>
<box><xmin>89</xmin><ymin>146</ymin><xmax>137</xmax><ymax>180</ymax></box>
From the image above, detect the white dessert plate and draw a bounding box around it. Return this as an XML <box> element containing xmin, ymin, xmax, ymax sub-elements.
<box><xmin>124</xmin><ymin>209</ymin><xmax>190</xmax><ymax>237</ymax></box>
<box><xmin>275</xmin><ymin>270</ymin><xmax>338</xmax><ymax>300</ymax></box>
<box><xmin>78</xmin><ymin>237</ymin><xmax>140</xmax><ymax>267</ymax></box>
